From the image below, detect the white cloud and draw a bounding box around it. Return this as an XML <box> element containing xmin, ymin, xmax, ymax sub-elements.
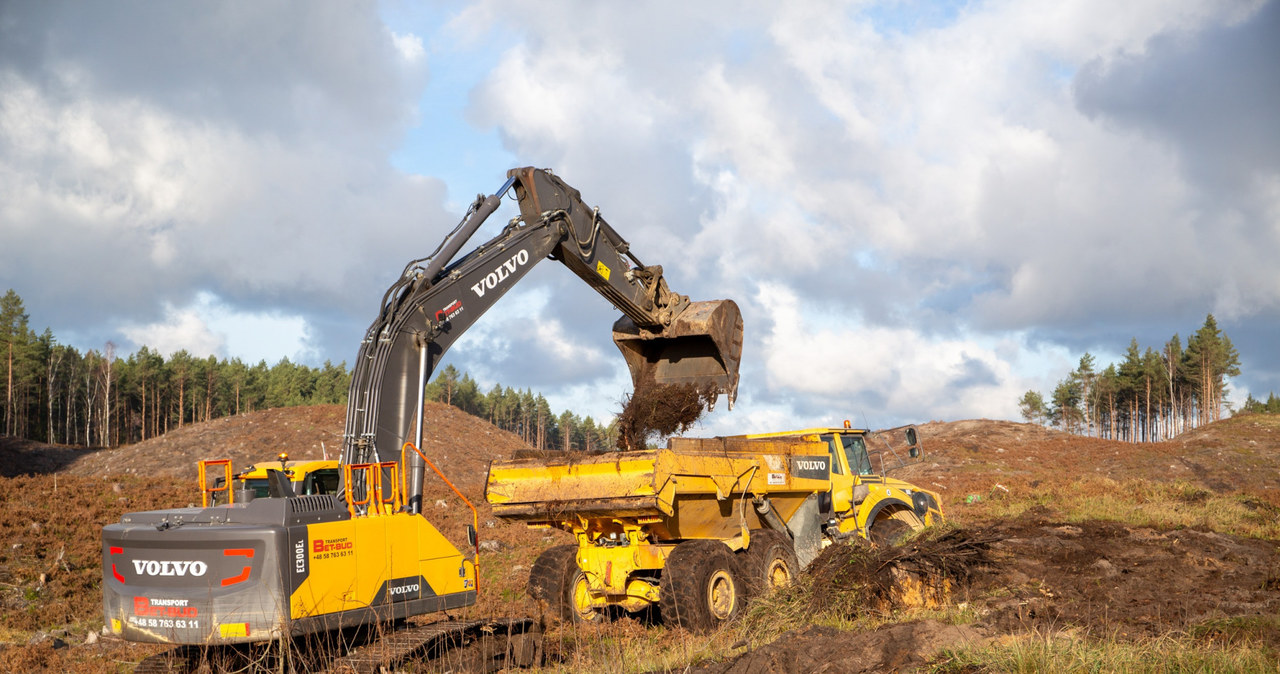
<box><xmin>117</xmin><ymin>292</ymin><xmax>314</xmax><ymax>364</ymax></box>
<box><xmin>756</xmin><ymin>282</ymin><xmax>1032</xmax><ymax>422</ymax></box>
<box><xmin>390</xmin><ymin>31</ymin><xmax>425</xmax><ymax>63</ymax></box>
<box><xmin>5</xmin><ymin>0</ymin><xmax>1278</xmax><ymax>426</ymax></box>
<box><xmin>120</xmin><ymin>304</ymin><xmax>225</xmax><ymax>360</ymax></box>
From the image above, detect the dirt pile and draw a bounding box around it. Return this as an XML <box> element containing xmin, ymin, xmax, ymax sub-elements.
<box><xmin>0</xmin><ymin>436</ymin><xmax>96</xmax><ymax>477</ymax></box>
<box><xmin>693</xmin><ymin>620</ymin><xmax>988</xmax><ymax>674</ymax></box>
<box><xmin>973</xmin><ymin>512</ymin><xmax>1280</xmax><ymax>642</ymax></box>
<box><xmin>805</xmin><ymin>529</ymin><xmax>994</xmax><ymax>615</ymax></box>
<box><xmin>696</xmin><ymin>511</ymin><xmax>1280</xmax><ymax>673</ymax></box>
<box><xmin>615</xmin><ymin>381</ymin><xmax>718</xmax><ymax>450</ymax></box>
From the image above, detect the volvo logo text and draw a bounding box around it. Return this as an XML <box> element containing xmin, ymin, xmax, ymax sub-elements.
<box><xmin>471</xmin><ymin>250</ymin><xmax>530</xmax><ymax>297</ymax></box>
<box><xmin>132</xmin><ymin>560</ymin><xmax>208</xmax><ymax>577</ymax></box>
<box><xmin>389</xmin><ymin>583</ymin><xmax>420</xmax><ymax>596</ymax></box>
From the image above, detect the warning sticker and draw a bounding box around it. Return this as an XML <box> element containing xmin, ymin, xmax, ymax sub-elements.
<box><xmin>767</xmin><ymin>472</ymin><xmax>785</xmax><ymax>486</ymax></box>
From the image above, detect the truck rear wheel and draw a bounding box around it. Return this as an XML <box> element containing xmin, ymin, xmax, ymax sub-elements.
<box><xmin>659</xmin><ymin>540</ymin><xmax>742</xmax><ymax>632</ymax></box>
<box><xmin>527</xmin><ymin>545</ymin><xmax>602</xmax><ymax>624</ymax></box>
<box><xmin>740</xmin><ymin>530</ymin><xmax>798</xmax><ymax>597</ymax></box>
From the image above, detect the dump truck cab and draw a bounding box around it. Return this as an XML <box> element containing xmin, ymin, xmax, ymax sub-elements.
<box><xmin>741</xmin><ymin>424</ymin><xmax>942</xmax><ymax>544</ymax></box>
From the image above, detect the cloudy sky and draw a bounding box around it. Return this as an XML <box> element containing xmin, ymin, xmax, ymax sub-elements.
<box><xmin>2</xmin><ymin>0</ymin><xmax>1277</xmax><ymax>434</ymax></box>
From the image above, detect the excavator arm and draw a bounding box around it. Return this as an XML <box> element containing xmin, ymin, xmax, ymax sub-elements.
<box><xmin>342</xmin><ymin>167</ymin><xmax>742</xmax><ymax>512</ymax></box>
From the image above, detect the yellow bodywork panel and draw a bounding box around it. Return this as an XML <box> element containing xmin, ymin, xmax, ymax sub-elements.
<box><xmin>289</xmin><ymin>512</ymin><xmax>472</xmax><ymax>620</ymax></box>
<box><xmin>486</xmin><ymin>439</ymin><xmax>831</xmax><ymax>540</ymax></box>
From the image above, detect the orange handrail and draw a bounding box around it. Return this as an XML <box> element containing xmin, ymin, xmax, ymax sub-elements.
<box><xmin>198</xmin><ymin>459</ymin><xmax>234</xmax><ymax>507</ymax></box>
<box><xmin>401</xmin><ymin>442</ymin><xmax>481</xmax><ymax>568</ymax></box>
<box><xmin>343</xmin><ymin>461</ymin><xmax>402</xmax><ymax>517</ymax></box>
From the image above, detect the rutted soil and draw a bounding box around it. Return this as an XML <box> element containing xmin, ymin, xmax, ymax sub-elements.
<box><xmin>1</xmin><ymin>410</ymin><xmax>1279</xmax><ymax>671</ymax></box>
<box><xmin>699</xmin><ymin>512</ymin><xmax>1280</xmax><ymax>673</ymax></box>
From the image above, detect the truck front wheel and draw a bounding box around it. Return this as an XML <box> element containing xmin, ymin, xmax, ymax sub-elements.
<box><xmin>659</xmin><ymin>540</ymin><xmax>742</xmax><ymax>632</ymax></box>
<box><xmin>528</xmin><ymin>544</ymin><xmax>603</xmax><ymax>624</ymax></box>
<box><xmin>740</xmin><ymin>529</ymin><xmax>799</xmax><ymax>597</ymax></box>
<box><xmin>869</xmin><ymin>516</ymin><xmax>914</xmax><ymax>546</ymax></box>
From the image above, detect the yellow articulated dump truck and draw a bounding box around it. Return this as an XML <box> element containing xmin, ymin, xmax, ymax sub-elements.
<box><xmin>484</xmin><ymin>423</ymin><xmax>943</xmax><ymax>631</ymax></box>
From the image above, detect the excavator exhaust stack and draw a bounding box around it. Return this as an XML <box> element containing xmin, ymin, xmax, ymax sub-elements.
<box><xmin>612</xmin><ymin>299</ymin><xmax>744</xmax><ymax>408</ymax></box>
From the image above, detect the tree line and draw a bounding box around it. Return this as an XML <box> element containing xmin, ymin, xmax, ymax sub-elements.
<box><xmin>2</xmin><ymin>289</ymin><xmax>614</xmax><ymax>452</ymax></box>
<box><xmin>1241</xmin><ymin>392</ymin><xmax>1280</xmax><ymax>415</ymax></box>
<box><xmin>1018</xmin><ymin>314</ymin><xmax>1241</xmax><ymax>442</ymax></box>
<box><xmin>2</xmin><ymin>290</ymin><xmax>350</xmax><ymax>447</ymax></box>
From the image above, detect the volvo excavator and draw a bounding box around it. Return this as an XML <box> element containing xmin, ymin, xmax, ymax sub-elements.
<box><xmin>100</xmin><ymin>168</ymin><xmax>743</xmax><ymax>670</ymax></box>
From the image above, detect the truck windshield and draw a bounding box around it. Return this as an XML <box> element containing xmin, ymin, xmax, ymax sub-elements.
<box><xmin>842</xmin><ymin>435</ymin><xmax>873</xmax><ymax>475</ymax></box>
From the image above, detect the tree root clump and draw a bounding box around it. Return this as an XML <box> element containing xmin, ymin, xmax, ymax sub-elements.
<box><xmin>615</xmin><ymin>382</ymin><xmax>718</xmax><ymax>450</ymax></box>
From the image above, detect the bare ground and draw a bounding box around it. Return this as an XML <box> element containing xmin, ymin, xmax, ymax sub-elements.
<box><xmin>1</xmin><ymin>409</ymin><xmax>1279</xmax><ymax>672</ymax></box>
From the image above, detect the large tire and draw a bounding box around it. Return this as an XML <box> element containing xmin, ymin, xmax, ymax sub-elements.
<box><xmin>527</xmin><ymin>545</ymin><xmax>602</xmax><ymax>624</ymax></box>
<box><xmin>869</xmin><ymin>516</ymin><xmax>914</xmax><ymax>547</ymax></box>
<box><xmin>740</xmin><ymin>529</ymin><xmax>799</xmax><ymax>598</ymax></box>
<box><xmin>659</xmin><ymin>540</ymin><xmax>743</xmax><ymax>632</ymax></box>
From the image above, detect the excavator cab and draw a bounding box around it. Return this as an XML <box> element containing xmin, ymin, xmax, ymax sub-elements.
<box><xmin>612</xmin><ymin>299</ymin><xmax>743</xmax><ymax>408</ymax></box>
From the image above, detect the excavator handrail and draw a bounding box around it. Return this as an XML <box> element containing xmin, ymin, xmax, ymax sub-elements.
<box><xmin>198</xmin><ymin>459</ymin><xmax>234</xmax><ymax>507</ymax></box>
<box><xmin>343</xmin><ymin>461</ymin><xmax>402</xmax><ymax>517</ymax></box>
<box><xmin>401</xmin><ymin>442</ymin><xmax>481</xmax><ymax>567</ymax></box>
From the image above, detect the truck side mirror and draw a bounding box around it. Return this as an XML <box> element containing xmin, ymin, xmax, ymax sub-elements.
<box><xmin>466</xmin><ymin>524</ymin><xmax>478</xmax><ymax>549</ymax></box>
<box><xmin>905</xmin><ymin>427</ymin><xmax>920</xmax><ymax>458</ymax></box>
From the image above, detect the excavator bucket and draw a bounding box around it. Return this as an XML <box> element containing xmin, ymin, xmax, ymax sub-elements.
<box><xmin>612</xmin><ymin>299</ymin><xmax>743</xmax><ymax>408</ymax></box>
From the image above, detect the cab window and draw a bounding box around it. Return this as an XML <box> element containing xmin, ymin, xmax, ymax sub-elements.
<box><xmin>302</xmin><ymin>468</ymin><xmax>340</xmax><ymax>495</ymax></box>
<box><xmin>241</xmin><ymin>478</ymin><xmax>271</xmax><ymax>499</ymax></box>
<box><xmin>842</xmin><ymin>435</ymin><xmax>873</xmax><ymax>475</ymax></box>
<box><xmin>820</xmin><ymin>434</ymin><xmax>843</xmax><ymax>475</ymax></box>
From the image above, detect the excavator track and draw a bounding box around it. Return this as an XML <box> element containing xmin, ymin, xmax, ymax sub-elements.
<box><xmin>130</xmin><ymin>618</ymin><xmax>541</xmax><ymax>673</ymax></box>
<box><xmin>325</xmin><ymin>618</ymin><xmax>540</xmax><ymax>674</ymax></box>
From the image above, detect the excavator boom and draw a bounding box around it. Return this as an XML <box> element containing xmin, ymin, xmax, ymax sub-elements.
<box><xmin>342</xmin><ymin>168</ymin><xmax>742</xmax><ymax>511</ymax></box>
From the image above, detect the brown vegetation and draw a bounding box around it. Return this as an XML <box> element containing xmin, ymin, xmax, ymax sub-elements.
<box><xmin>615</xmin><ymin>381</ymin><xmax>718</xmax><ymax>450</ymax></box>
<box><xmin>0</xmin><ymin>408</ymin><xmax>1277</xmax><ymax>671</ymax></box>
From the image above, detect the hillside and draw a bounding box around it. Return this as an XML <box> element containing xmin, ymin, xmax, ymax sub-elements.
<box><xmin>62</xmin><ymin>402</ymin><xmax>532</xmax><ymax>488</ymax></box>
<box><xmin>903</xmin><ymin>415</ymin><xmax>1280</xmax><ymax>505</ymax></box>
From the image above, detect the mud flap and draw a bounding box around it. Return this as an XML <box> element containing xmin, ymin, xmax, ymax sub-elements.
<box><xmin>786</xmin><ymin>494</ymin><xmax>825</xmax><ymax>569</ymax></box>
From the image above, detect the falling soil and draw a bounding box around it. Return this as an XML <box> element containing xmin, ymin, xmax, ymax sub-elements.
<box><xmin>615</xmin><ymin>381</ymin><xmax>718</xmax><ymax>450</ymax></box>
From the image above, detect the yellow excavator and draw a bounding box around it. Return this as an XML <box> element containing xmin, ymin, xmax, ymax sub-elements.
<box><xmin>100</xmin><ymin>168</ymin><xmax>743</xmax><ymax>667</ymax></box>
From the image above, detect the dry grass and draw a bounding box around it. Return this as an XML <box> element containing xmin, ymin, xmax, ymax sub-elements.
<box><xmin>933</xmin><ymin>629</ymin><xmax>1279</xmax><ymax>673</ymax></box>
<box><xmin>955</xmin><ymin>475</ymin><xmax>1280</xmax><ymax>539</ymax></box>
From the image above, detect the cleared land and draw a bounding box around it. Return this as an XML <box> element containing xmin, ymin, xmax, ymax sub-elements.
<box><xmin>1</xmin><ymin>405</ymin><xmax>1277</xmax><ymax>672</ymax></box>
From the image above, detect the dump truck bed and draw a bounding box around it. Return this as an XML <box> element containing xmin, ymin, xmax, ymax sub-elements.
<box><xmin>485</xmin><ymin>437</ymin><xmax>834</xmax><ymax>540</ymax></box>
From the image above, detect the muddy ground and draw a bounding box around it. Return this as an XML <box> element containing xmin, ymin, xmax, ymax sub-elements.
<box><xmin>1</xmin><ymin>407</ymin><xmax>1278</xmax><ymax>672</ymax></box>
<box><xmin>698</xmin><ymin>511</ymin><xmax>1280</xmax><ymax>673</ymax></box>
